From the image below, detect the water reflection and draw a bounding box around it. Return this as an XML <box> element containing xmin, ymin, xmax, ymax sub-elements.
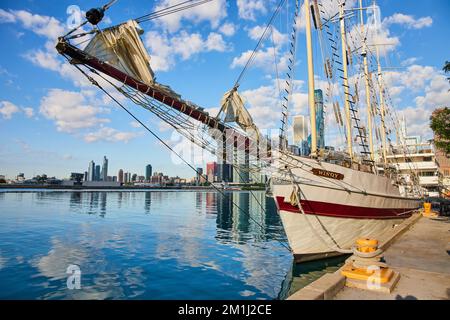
<box><xmin>214</xmin><ymin>192</ymin><xmax>284</xmax><ymax>244</ymax></box>
<box><xmin>144</xmin><ymin>192</ymin><xmax>151</xmax><ymax>214</ymax></box>
<box><xmin>0</xmin><ymin>190</ymin><xmax>342</xmax><ymax>300</ymax></box>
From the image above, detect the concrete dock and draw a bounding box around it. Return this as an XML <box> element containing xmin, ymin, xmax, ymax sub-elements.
<box><xmin>288</xmin><ymin>214</ymin><xmax>450</xmax><ymax>300</ymax></box>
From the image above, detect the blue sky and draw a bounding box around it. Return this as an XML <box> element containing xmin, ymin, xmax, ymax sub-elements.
<box><xmin>0</xmin><ymin>0</ymin><xmax>449</xmax><ymax>180</ymax></box>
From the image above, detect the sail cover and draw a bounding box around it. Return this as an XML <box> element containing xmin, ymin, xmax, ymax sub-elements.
<box><xmin>219</xmin><ymin>89</ymin><xmax>260</xmax><ymax>140</ymax></box>
<box><xmin>84</xmin><ymin>20</ymin><xmax>155</xmax><ymax>85</ymax></box>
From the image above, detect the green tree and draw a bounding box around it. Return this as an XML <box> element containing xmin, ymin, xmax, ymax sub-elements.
<box><xmin>430</xmin><ymin>107</ymin><xmax>450</xmax><ymax>154</ymax></box>
<box><xmin>444</xmin><ymin>61</ymin><xmax>450</xmax><ymax>84</ymax></box>
<box><xmin>444</xmin><ymin>61</ymin><xmax>450</xmax><ymax>73</ymax></box>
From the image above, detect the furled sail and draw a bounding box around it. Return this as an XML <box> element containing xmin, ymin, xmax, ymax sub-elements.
<box><xmin>218</xmin><ymin>89</ymin><xmax>260</xmax><ymax>140</ymax></box>
<box><xmin>84</xmin><ymin>20</ymin><xmax>155</xmax><ymax>85</ymax></box>
<box><xmin>84</xmin><ymin>19</ymin><xmax>182</xmax><ymax>100</ymax></box>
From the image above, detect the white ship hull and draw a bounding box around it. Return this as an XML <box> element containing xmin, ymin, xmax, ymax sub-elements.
<box><xmin>271</xmin><ymin>154</ymin><xmax>421</xmax><ymax>262</ymax></box>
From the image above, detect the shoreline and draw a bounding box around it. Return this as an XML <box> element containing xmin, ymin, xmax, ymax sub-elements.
<box><xmin>0</xmin><ymin>184</ymin><xmax>213</xmax><ymax>191</ymax></box>
<box><xmin>0</xmin><ymin>185</ymin><xmax>265</xmax><ymax>192</ymax></box>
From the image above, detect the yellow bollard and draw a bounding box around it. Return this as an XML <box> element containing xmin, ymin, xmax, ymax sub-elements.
<box><xmin>423</xmin><ymin>202</ymin><xmax>438</xmax><ymax>218</ymax></box>
<box><xmin>423</xmin><ymin>202</ymin><xmax>431</xmax><ymax>215</ymax></box>
<box><xmin>341</xmin><ymin>238</ymin><xmax>400</xmax><ymax>292</ymax></box>
<box><xmin>356</xmin><ymin>238</ymin><xmax>379</xmax><ymax>253</ymax></box>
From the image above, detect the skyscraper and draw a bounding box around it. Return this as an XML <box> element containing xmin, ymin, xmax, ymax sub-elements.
<box><xmin>306</xmin><ymin>89</ymin><xmax>325</xmax><ymax>153</ymax></box>
<box><xmin>88</xmin><ymin>161</ymin><xmax>95</xmax><ymax>181</ymax></box>
<box><xmin>118</xmin><ymin>169</ymin><xmax>124</xmax><ymax>184</ymax></box>
<box><xmin>293</xmin><ymin>115</ymin><xmax>308</xmax><ymax>145</ymax></box>
<box><xmin>315</xmin><ymin>89</ymin><xmax>325</xmax><ymax>150</ymax></box>
<box><xmin>217</xmin><ymin>163</ymin><xmax>233</xmax><ymax>183</ymax></box>
<box><xmin>206</xmin><ymin>162</ymin><xmax>217</xmax><ymax>183</ymax></box>
<box><xmin>145</xmin><ymin>164</ymin><xmax>152</xmax><ymax>182</ymax></box>
<box><xmin>196</xmin><ymin>168</ymin><xmax>203</xmax><ymax>185</ymax></box>
<box><xmin>95</xmin><ymin>165</ymin><xmax>101</xmax><ymax>181</ymax></box>
<box><xmin>101</xmin><ymin>156</ymin><xmax>108</xmax><ymax>181</ymax></box>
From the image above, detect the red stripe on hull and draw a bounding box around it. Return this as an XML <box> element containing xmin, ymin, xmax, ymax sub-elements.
<box><xmin>275</xmin><ymin>196</ymin><xmax>417</xmax><ymax>219</ymax></box>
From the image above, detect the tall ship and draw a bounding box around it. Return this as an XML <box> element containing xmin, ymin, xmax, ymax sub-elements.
<box><xmin>56</xmin><ymin>0</ymin><xmax>422</xmax><ymax>263</ymax></box>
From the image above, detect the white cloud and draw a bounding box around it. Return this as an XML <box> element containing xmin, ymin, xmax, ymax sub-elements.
<box><xmin>84</xmin><ymin>127</ymin><xmax>142</xmax><ymax>143</ymax></box>
<box><xmin>237</xmin><ymin>80</ymin><xmax>306</xmax><ymax>130</ymax></box>
<box><xmin>219</xmin><ymin>22</ymin><xmax>237</xmax><ymax>37</ymax></box>
<box><xmin>130</xmin><ymin>121</ymin><xmax>141</xmax><ymax>128</ymax></box>
<box><xmin>401</xmin><ymin>57</ymin><xmax>419</xmax><ymax>67</ymax></box>
<box><xmin>0</xmin><ymin>10</ymin><xmax>90</xmax><ymax>88</ymax></box>
<box><xmin>24</xmin><ymin>48</ymin><xmax>61</xmax><ymax>72</ymax></box>
<box><xmin>383</xmin><ymin>65</ymin><xmax>436</xmax><ymax>93</ymax></box>
<box><xmin>381</xmin><ymin>65</ymin><xmax>449</xmax><ymax>139</ymax></box>
<box><xmin>0</xmin><ymin>101</ymin><xmax>35</xmax><ymax>120</ymax></box>
<box><xmin>230</xmin><ymin>46</ymin><xmax>289</xmax><ymax>73</ymax></box>
<box><xmin>237</xmin><ymin>0</ymin><xmax>267</xmax><ymax>21</ymax></box>
<box><xmin>414</xmin><ymin>75</ymin><xmax>450</xmax><ymax>109</ymax></box>
<box><xmin>0</xmin><ymin>9</ymin><xmax>65</xmax><ymax>40</ymax></box>
<box><xmin>383</xmin><ymin>13</ymin><xmax>433</xmax><ymax>29</ymax></box>
<box><xmin>22</xmin><ymin>107</ymin><xmax>34</xmax><ymax>118</ymax></box>
<box><xmin>153</xmin><ymin>0</ymin><xmax>227</xmax><ymax>32</ymax></box>
<box><xmin>0</xmin><ymin>101</ymin><xmax>20</xmax><ymax>119</ymax></box>
<box><xmin>40</xmin><ymin>89</ymin><xmax>139</xmax><ymax>143</ymax></box>
<box><xmin>145</xmin><ymin>30</ymin><xmax>230</xmax><ymax>72</ymax></box>
<box><xmin>345</xmin><ymin>5</ymin><xmax>400</xmax><ymax>55</ymax></box>
<box><xmin>247</xmin><ymin>25</ymin><xmax>287</xmax><ymax>48</ymax></box>
<box><xmin>0</xmin><ymin>9</ymin><xmax>16</xmax><ymax>23</ymax></box>
<box><xmin>296</xmin><ymin>0</ymin><xmax>357</xmax><ymax>31</ymax></box>
<box><xmin>39</xmin><ymin>89</ymin><xmax>110</xmax><ymax>133</ymax></box>
<box><xmin>205</xmin><ymin>32</ymin><xmax>228</xmax><ymax>51</ymax></box>
<box><xmin>172</xmin><ymin>31</ymin><xmax>205</xmax><ymax>60</ymax></box>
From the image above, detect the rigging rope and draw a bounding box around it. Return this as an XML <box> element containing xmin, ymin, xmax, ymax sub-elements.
<box><xmin>135</xmin><ymin>0</ymin><xmax>214</xmax><ymax>24</ymax></box>
<box><xmin>279</xmin><ymin>0</ymin><xmax>300</xmax><ymax>151</ymax></box>
<box><xmin>232</xmin><ymin>0</ymin><xmax>287</xmax><ymax>88</ymax></box>
<box><xmin>65</xmin><ymin>57</ymin><xmax>292</xmax><ymax>253</ymax></box>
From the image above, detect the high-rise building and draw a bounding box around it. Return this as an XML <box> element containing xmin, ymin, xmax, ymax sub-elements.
<box><xmin>88</xmin><ymin>161</ymin><xmax>95</xmax><ymax>181</ymax></box>
<box><xmin>95</xmin><ymin>165</ymin><xmax>101</xmax><ymax>181</ymax></box>
<box><xmin>84</xmin><ymin>171</ymin><xmax>88</xmax><ymax>181</ymax></box>
<box><xmin>315</xmin><ymin>89</ymin><xmax>325</xmax><ymax>150</ymax></box>
<box><xmin>145</xmin><ymin>164</ymin><xmax>152</xmax><ymax>182</ymax></box>
<box><xmin>101</xmin><ymin>156</ymin><xmax>108</xmax><ymax>181</ymax></box>
<box><xmin>293</xmin><ymin>115</ymin><xmax>308</xmax><ymax>145</ymax></box>
<box><xmin>118</xmin><ymin>169</ymin><xmax>124</xmax><ymax>184</ymax></box>
<box><xmin>217</xmin><ymin>163</ymin><xmax>233</xmax><ymax>183</ymax></box>
<box><xmin>305</xmin><ymin>89</ymin><xmax>325</xmax><ymax>153</ymax></box>
<box><xmin>196</xmin><ymin>168</ymin><xmax>203</xmax><ymax>185</ymax></box>
<box><xmin>206</xmin><ymin>162</ymin><xmax>217</xmax><ymax>183</ymax></box>
<box><xmin>233</xmin><ymin>145</ymin><xmax>249</xmax><ymax>184</ymax></box>
<box><xmin>132</xmin><ymin>174</ymin><xmax>137</xmax><ymax>182</ymax></box>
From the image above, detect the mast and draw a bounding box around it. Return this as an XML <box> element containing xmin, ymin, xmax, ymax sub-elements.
<box><xmin>376</xmin><ymin>45</ymin><xmax>388</xmax><ymax>165</ymax></box>
<box><xmin>338</xmin><ymin>2</ymin><xmax>353</xmax><ymax>160</ymax></box>
<box><xmin>359</xmin><ymin>0</ymin><xmax>374</xmax><ymax>161</ymax></box>
<box><xmin>304</xmin><ymin>0</ymin><xmax>317</xmax><ymax>156</ymax></box>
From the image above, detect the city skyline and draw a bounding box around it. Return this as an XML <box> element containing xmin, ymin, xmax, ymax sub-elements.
<box><xmin>1</xmin><ymin>157</ymin><xmax>177</xmax><ymax>181</ymax></box>
<box><xmin>0</xmin><ymin>0</ymin><xmax>449</xmax><ymax>179</ymax></box>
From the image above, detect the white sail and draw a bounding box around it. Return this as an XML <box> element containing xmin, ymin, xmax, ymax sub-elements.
<box><xmin>84</xmin><ymin>20</ymin><xmax>155</xmax><ymax>85</ymax></box>
<box><xmin>218</xmin><ymin>89</ymin><xmax>260</xmax><ymax>140</ymax></box>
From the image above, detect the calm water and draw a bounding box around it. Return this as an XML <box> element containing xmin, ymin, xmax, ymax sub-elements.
<box><xmin>0</xmin><ymin>190</ymin><xmax>344</xmax><ymax>300</ymax></box>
